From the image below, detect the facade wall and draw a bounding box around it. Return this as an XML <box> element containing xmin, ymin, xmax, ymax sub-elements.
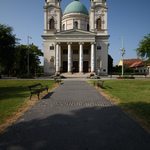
<box><xmin>133</xmin><ymin>66</ymin><xmax>148</xmax><ymax>73</ymax></box>
<box><xmin>95</xmin><ymin>38</ymin><xmax>108</xmax><ymax>75</ymax></box>
<box><xmin>43</xmin><ymin>39</ymin><xmax>56</xmax><ymax>75</ymax></box>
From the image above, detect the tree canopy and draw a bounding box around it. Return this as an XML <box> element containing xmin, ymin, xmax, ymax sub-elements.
<box><xmin>0</xmin><ymin>24</ymin><xmax>18</xmax><ymax>72</ymax></box>
<box><xmin>0</xmin><ymin>24</ymin><xmax>43</xmax><ymax>75</ymax></box>
<box><xmin>15</xmin><ymin>44</ymin><xmax>43</xmax><ymax>75</ymax></box>
<box><xmin>136</xmin><ymin>33</ymin><xmax>150</xmax><ymax>61</ymax></box>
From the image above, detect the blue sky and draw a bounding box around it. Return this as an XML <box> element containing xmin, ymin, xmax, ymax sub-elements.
<box><xmin>0</xmin><ymin>0</ymin><xmax>150</xmax><ymax>66</ymax></box>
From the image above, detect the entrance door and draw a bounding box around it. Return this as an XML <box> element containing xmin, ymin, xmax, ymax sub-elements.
<box><xmin>63</xmin><ymin>61</ymin><xmax>68</xmax><ymax>72</ymax></box>
<box><xmin>83</xmin><ymin>61</ymin><xmax>89</xmax><ymax>73</ymax></box>
<box><xmin>73</xmin><ymin>61</ymin><xmax>79</xmax><ymax>72</ymax></box>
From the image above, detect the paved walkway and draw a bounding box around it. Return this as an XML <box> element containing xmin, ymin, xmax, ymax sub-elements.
<box><xmin>0</xmin><ymin>81</ymin><xmax>150</xmax><ymax>150</ymax></box>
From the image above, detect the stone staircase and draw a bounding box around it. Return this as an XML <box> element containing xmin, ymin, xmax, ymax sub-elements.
<box><xmin>61</xmin><ymin>73</ymin><xmax>91</xmax><ymax>78</ymax></box>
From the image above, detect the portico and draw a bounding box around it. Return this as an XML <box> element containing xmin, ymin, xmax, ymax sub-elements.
<box><xmin>55</xmin><ymin>41</ymin><xmax>95</xmax><ymax>73</ymax></box>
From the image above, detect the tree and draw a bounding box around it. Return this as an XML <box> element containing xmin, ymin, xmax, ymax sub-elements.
<box><xmin>0</xmin><ymin>24</ymin><xmax>18</xmax><ymax>74</ymax></box>
<box><xmin>15</xmin><ymin>44</ymin><xmax>43</xmax><ymax>75</ymax></box>
<box><xmin>136</xmin><ymin>33</ymin><xmax>150</xmax><ymax>61</ymax></box>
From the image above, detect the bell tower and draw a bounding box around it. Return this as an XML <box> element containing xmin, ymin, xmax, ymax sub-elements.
<box><xmin>89</xmin><ymin>0</ymin><xmax>108</xmax><ymax>34</ymax></box>
<box><xmin>44</xmin><ymin>0</ymin><xmax>62</xmax><ymax>34</ymax></box>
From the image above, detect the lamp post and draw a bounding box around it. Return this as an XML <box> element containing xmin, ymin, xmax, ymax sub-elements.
<box><xmin>120</xmin><ymin>36</ymin><xmax>125</xmax><ymax>76</ymax></box>
<box><xmin>27</xmin><ymin>36</ymin><xmax>32</xmax><ymax>76</ymax></box>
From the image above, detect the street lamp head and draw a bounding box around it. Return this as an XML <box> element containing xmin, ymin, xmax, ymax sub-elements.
<box><xmin>28</xmin><ymin>36</ymin><xmax>32</xmax><ymax>39</ymax></box>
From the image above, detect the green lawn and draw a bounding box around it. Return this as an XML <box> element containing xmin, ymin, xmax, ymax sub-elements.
<box><xmin>90</xmin><ymin>80</ymin><xmax>150</xmax><ymax>131</ymax></box>
<box><xmin>0</xmin><ymin>80</ymin><xmax>55</xmax><ymax>127</ymax></box>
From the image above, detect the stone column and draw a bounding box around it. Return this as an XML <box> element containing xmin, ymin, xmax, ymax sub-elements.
<box><xmin>67</xmin><ymin>42</ymin><xmax>72</xmax><ymax>73</ymax></box>
<box><xmin>59</xmin><ymin>46</ymin><xmax>61</xmax><ymax>71</ymax></box>
<box><xmin>56</xmin><ymin>42</ymin><xmax>60</xmax><ymax>73</ymax></box>
<box><xmin>91</xmin><ymin>42</ymin><xmax>95</xmax><ymax>72</ymax></box>
<box><xmin>79</xmin><ymin>42</ymin><xmax>84</xmax><ymax>73</ymax></box>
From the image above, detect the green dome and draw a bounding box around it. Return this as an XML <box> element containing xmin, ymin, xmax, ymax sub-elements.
<box><xmin>63</xmin><ymin>0</ymin><xmax>89</xmax><ymax>15</ymax></box>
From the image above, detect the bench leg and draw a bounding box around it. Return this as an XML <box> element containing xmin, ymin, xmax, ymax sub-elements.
<box><xmin>37</xmin><ymin>93</ymin><xmax>40</xmax><ymax>100</ymax></box>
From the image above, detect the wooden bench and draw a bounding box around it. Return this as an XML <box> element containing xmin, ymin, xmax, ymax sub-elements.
<box><xmin>54</xmin><ymin>77</ymin><xmax>61</xmax><ymax>84</ymax></box>
<box><xmin>28</xmin><ymin>83</ymin><xmax>48</xmax><ymax>100</ymax></box>
<box><xmin>93</xmin><ymin>80</ymin><xmax>104</xmax><ymax>88</ymax></box>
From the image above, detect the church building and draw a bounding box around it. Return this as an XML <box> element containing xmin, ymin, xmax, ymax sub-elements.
<box><xmin>42</xmin><ymin>0</ymin><xmax>110</xmax><ymax>75</ymax></box>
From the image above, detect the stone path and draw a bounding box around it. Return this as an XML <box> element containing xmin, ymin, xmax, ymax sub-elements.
<box><xmin>0</xmin><ymin>81</ymin><xmax>150</xmax><ymax>150</ymax></box>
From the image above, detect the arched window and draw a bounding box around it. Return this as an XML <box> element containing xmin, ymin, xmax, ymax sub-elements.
<box><xmin>87</xmin><ymin>24</ymin><xmax>89</xmax><ymax>31</ymax></box>
<box><xmin>49</xmin><ymin>19</ymin><xmax>54</xmax><ymax>29</ymax></box>
<box><xmin>63</xmin><ymin>24</ymin><xmax>65</xmax><ymax>31</ymax></box>
<box><xmin>97</xmin><ymin>18</ymin><xmax>102</xmax><ymax>30</ymax></box>
<box><xmin>74</xmin><ymin>21</ymin><xmax>78</xmax><ymax>29</ymax></box>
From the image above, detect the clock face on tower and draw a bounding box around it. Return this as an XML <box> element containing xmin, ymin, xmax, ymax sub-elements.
<box><xmin>98</xmin><ymin>10</ymin><xmax>101</xmax><ymax>14</ymax></box>
<box><xmin>51</xmin><ymin>11</ymin><xmax>54</xmax><ymax>14</ymax></box>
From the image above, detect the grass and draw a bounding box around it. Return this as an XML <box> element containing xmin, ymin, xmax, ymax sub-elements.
<box><xmin>89</xmin><ymin>80</ymin><xmax>150</xmax><ymax>132</ymax></box>
<box><xmin>0</xmin><ymin>80</ymin><xmax>56</xmax><ymax>131</ymax></box>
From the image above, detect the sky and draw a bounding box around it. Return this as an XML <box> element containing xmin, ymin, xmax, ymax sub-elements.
<box><xmin>0</xmin><ymin>0</ymin><xmax>150</xmax><ymax>66</ymax></box>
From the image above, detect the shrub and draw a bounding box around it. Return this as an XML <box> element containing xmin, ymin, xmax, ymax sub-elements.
<box><xmin>19</xmin><ymin>75</ymin><xmax>34</xmax><ymax>79</ymax></box>
<box><xmin>85</xmin><ymin>75</ymin><xmax>100</xmax><ymax>79</ymax></box>
<box><xmin>56</xmin><ymin>73</ymin><xmax>60</xmax><ymax>76</ymax></box>
<box><xmin>117</xmin><ymin>75</ymin><xmax>135</xmax><ymax>79</ymax></box>
<box><xmin>90</xmin><ymin>76</ymin><xmax>100</xmax><ymax>79</ymax></box>
<box><xmin>36</xmin><ymin>73</ymin><xmax>41</xmax><ymax>77</ymax></box>
<box><xmin>53</xmin><ymin>75</ymin><xmax>65</xmax><ymax>79</ymax></box>
<box><xmin>90</xmin><ymin>73</ymin><xmax>94</xmax><ymax>76</ymax></box>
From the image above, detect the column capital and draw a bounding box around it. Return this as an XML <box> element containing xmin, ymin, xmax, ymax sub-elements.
<box><xmin>79</xmin><ymin>42</ymin><xmax>84</xmax><ymax>45</ymax></box>
<box><xmin>67</xmin><ymin>42</ymin><xmax>72</xmax><ymax>45</ymax></box>
<box><xmin>56</xmin><ymin>42</ymin><xmax>60</xmax><ymax>45</ymax></box>
<box><xmin>91</xmin><ymin>9</ymin><xmax>95</xmax><ymax>13</ymax></box>
<box><xmin>90</xmin><ymin>42</ymin><xmax>96</xmax><ymax>45</ymax></box>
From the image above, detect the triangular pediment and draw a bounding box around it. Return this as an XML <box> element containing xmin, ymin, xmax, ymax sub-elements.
<box><xmin>55</xmin><ymin>29</ymin><xmax>96</xmax><ymax>36</ymax></box>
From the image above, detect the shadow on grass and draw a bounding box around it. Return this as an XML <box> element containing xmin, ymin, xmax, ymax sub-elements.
<box><xmin>0</xmin><ymin>106</ymin><xmax>150</xmax><ymax>150</ymax></box>
<box><xmin>105</xmin><ymin>86</ymin><xmax>113</xmax><ymax>89</ymax></box>
<box><xmin>120</xmin><ymin>102</ymin><xmax>150</xmax><ymax>124</ymax></box>
<box><xmin>0</xmin><ymin>87</ymin><xmax>29</xmax><ymax>101</ymax></box>
<box><xmin>0</xmin><ymin>80</ymin><xmax>55</xmax><ymax>101</ymax></box>
<box><xmin>100</xmin><ymin>86</ymin><xmax>106</xmax><ymax>90</ymax></box>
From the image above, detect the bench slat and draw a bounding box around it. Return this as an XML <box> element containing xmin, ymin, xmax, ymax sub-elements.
<box><xmin>28</xmin><ymin>83</ymin><xmax>41</xmax><ymax>88</ymax></box>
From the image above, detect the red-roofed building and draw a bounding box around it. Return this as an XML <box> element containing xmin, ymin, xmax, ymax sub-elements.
<box><xmin>129</xmin><ymin>61</ymin><xmax>148</xmax><ymax>73</ymax></box>
<box><xmin>118</xmin><ymin>59</ymin><xmax>150</xmax><ymax>74</ymax></box>
<box><xmin>118</xmin><ymin>59</ymin><xmax>142</xmax><ymax>67</ymax></box>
